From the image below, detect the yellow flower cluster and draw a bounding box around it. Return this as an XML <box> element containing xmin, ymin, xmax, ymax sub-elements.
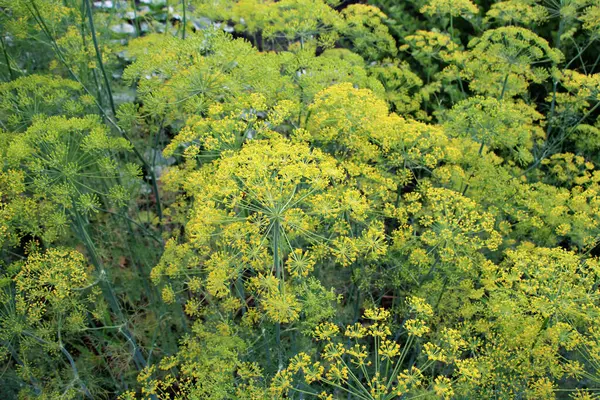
<box><xmin>421</xmin><ymin>0</ymin><xmax>479</xmax><ymax>18</ymax></box>
<box><xmin>273</xmin><ymin>303</ymin><xmax>466</xmax><ymax>398</ymax></box>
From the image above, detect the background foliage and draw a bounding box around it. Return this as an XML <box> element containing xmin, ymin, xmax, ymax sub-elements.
<box><xmin>1</xmin><ymin>0</ymin><xmax>600</xmax><ymax>398</ymax></box>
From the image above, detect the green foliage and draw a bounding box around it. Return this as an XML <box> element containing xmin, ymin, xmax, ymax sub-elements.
<box><xmin>0</xmin><ymin>248</ymin><xmax>102</xmax><ymax>399</ymax></box>
<box><xmin>2</xmin><ymin>0</ymin><xmax>600</xmax><ymax>399</ymax></box>
<box><xmin>442</xmin><ymin>96</ymin><xmax>544</xmax><ymax>164</ymax></box>
<box><xmin>6</xmin><ymin>114</ymin><xmax>141</xmax><ymax>213</ymax></box>
<box><xmin>0</xmin><ymin>75</ymin><xmax>92</xmax><ymax>131</ymax></box>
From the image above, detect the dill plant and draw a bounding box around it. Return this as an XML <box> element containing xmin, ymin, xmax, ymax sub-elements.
<box><xmin>1</xmin><ymin>0</ymin><xmax>600</xmax><ymax>398</ymax></box>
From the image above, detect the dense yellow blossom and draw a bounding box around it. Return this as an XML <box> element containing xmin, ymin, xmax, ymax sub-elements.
<box><xmin>2</xmin><ymin>0</ymin><xmax>600</xmax><ymax>398</ymax></box>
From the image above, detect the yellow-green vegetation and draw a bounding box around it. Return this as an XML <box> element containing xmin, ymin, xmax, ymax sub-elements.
<box><xmin>1</xmin><ymin>0</ymin><xmax>600</xmax><ymax>399</ymax></box>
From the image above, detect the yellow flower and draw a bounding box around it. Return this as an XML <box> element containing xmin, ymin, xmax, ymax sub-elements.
<box><xmin>433</xmin><ymin>376</ymin><xmax>454</xmax><ymax>398</ymax></box>
<box><xmin>161</xmin><ymin>285</ymin><xmax>176</xmax><ymax>304</ymax></box>
<box><xmin>314</xmin><ymin>322</ymin><xmax>340</xmax><ymax>341</ymax></box>
<box><xmin>286</xmin><ymin>249</ymin><xmax>316</xmax><ymax>278</ymax></box>
<box><xmin>379</xmin><ymin>339</ymin><xmax>401</xmax><ymax>360</ymax></box>
<box><xmin>408</xmin><ymin>296</ymin><xmax>434</xmax><ymax>318</ymax></box>
<box><xmin>406</xmin><ymin>319</ymin><xmax>430</xmax><ymax>337</ymax></box>
<box><xmin>263</xmin><ymin>289</ymin><xmax>301</xmax><ymax>324</ymax></box>
<box><xmin>364</xmin><ymin>307</ymin><xmax>391</xmax><ymax>321</ymax></box>
<box><xmin>345</xmin><ymin>323</ymin><xmax>368</xmax><ymax>339</ymax></box>
<box><xmin>421</xmin><ymin>0</ymin><xmax>479</xmax><ymax>18</ymax></box>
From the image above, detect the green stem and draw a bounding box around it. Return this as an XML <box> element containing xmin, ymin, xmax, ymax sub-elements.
<box><xmin>5</xmin><ymin>342</ymin><xmax>42</xmax><ymax>395</ymax></box>
<box><xmin>273</xmin><ymin>219</ymin><xmax>283</xmax><ymax>369</ymax></box>
<box><xmin>236</xmin><ymin>275</ymin><xmax>247</xmax><ymax>316</ymax></box>
<box><xmin>77</xmin><ymin>0</ymin><xmax>106</xmax><ymax>113</ymax></box>
<box><xmin>274</xmin><ymin>220</ymin><xmax>281</xmax><ymax>283</ymax></box>
<box><xmin>565</xmin><ymin>38</ymin><xmax>593</xmax><ymax>70</ymax></box>
<box><xmin>433</xmin><ymin>277</ymin><xmax>448</xmax><ymax>312</ymax></box>
<box><xmin>124</xmin><ymin>219</ymin><xmax>156</xmax><ymax>303</ymax></box>
<box><xmin>461</xmin><ymin>140</ymin><xmax>485</xmax><ymax>196</ymax></box>
<box><xmin>60</xmin><ymin>344</ymin><xmax>94</xmax><ymax>400</ymax></box>
<box><xmin>290</xmin><ymin>387</ymin><xmax>320</xmax><ymax>397</ymax></box>
<box><xmin>84</xmin><ymin>0</ymin><xmax>116</xmax><ymax>116</ymax></box>
<box><xmin>530</xmin><ymin>316</ymin><xmax>550</xmax><ymax>355</ymax></box>
<box><xmin>546</xmin><ymin>78</ymin><xmax>558</xmax><ymax>139</ymax></box>
<box><xmin>71</xmin><ymin>206</ymin><xmax>147</xmax><ymax>370</ymax></box>
<box><xmin>525</xmin><ymin>100</ymin><xmax>600</xmax><ymax>175</ymax></box>
<box><xmin>499</xmin><ymin>73</ymin><xmax>509</xmax><ymax>100</ymax></box>
<box><xmin>591</xmin><ymin>52</ymin><xmax>600</xmax><ymax>73</ymax></box>
<box><xmin>0</xmin><ymin>33</ymin><xmax>15</xmax><ymax>80</ymax></box>
<box><xmin>385</xmin><ymin>334</ymin><xmax>414</xmax><ymax>392</ymax></box>
<box><xmin>264</xmin><ymin>328</ymin><xmax>272</xmax><ymax>371</ymax></box>
<box><xmin>97</xmin><ymin>207</ymin><xmax>162</xmax><ymax>244</ymax></box>
<box><xmin>131</xmin><ymin>0</ymin><xmax>141</xmax><ymax>37</ymax></box>
<box><xmin>320</xmin><ymin>377</ymin><xmax>372</xmax><ymax>400</ymax></box>
<box><xmin>182</xmin><ymin>0</ymin><xmax>187</xmax><ymax>39</ymax></box>
<box><xmin>151</xmin><ymin>120</ymin><xmax>164</xmax><ymax>224</ymax></box>
<box><xmin>22</xmin><ymin>332</ymin><xmax>94</xmax><ymax>399</ymax></box>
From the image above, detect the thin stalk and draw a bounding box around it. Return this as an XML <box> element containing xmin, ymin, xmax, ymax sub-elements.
<box><xmin>383</xmin><ymin>357</ymin><xmax>391</xmax><ymax>392</ymax></box>
<box><xmin>147</xmin><ymin>318</ymin><xmax>162</xmax><ymax>365</ymax></box>
<box><xmin>433</xmin><ymin>277</ymin><xmax>448</xmax><ymax>312</ymax></box>
<box><xmin>525</xmin><ymin>100</ymin><xmax>600</xmax><ymax>175</ymax></box>
<box><xmin>71</xmin><ymin>206</ymin><xmax>147</xmax><ymax>370</ymax></box>
<box><xmin>320</xmin><ymin>376</ymin><xmax>371</xmax><ymax>400</ymax></box>
<box><xmin>97</xmin><ymin>207</ymin><xmax>162</xmax><ymax>244</ymax></box>
<box><xmin>94</xmin><ymin>337</ymin><xmax>124</xmax><ymax>388</ymax></box>
<box><xmin>175</xmin><ymin>296</ymin><xmax>190</xmax><ymax>334</ymax></box>
<box><xmin>344</xmin><ymin>273</ymin><xmax>362</xmax><ymax>399</ymax></box>
<box><xmin>5</xmin><ymin>342</ymin><xmax>42</xmax><ymax>394</ymax></box>
<box><xmin>22</xmin><ymin>331</ymin><xmax>94</xmax><ymax>399</ymax></box>
<box><xmin>150</xmin><ymin>120</ymin><xmax>164</xmax><ymax>223</ymax></box>
<box><xmin>78</xmin><ymin>0</ymin><xmax>105</xmax><ymax>109</ymax></box>
<box><xmin>124</xmin><ymin>219</ymin><xmax>156</xmax><ymax>302</ymax></box>
<box><xmin>290</xmin><ymin>387</ymin><xmax>320</xmax><ymax>397</ymax></box>
<box><xmin>131</xmin><ymin>0</ymin><xmax>141</xmax><ymax>37</ymax></box>
<box><xmin>236</xmin><ymin>275</ymin><xmax>247</xmax><ymax>316</ymax></box>
<box><xmin>273</xmin><ymin>219</ymin><xmax>283</xmax><ymax>369</ymax></box>
<box><xmin>418</xmin><ymin>260</ymin><xmax>439</xmax><ymax>286</ymax></box>
<box><xmin>182</xmin><ymin>0</ymin><xmax>187</xmax><ymax>39</ymax></box>
<box><xmin>591</xmin><ymin>52</ymin><xmax>600</xmax><ymax>74</ymax></box>
<box><xmin>58</xmin><ymin>319</ymin><xmax>94</xmax><ymax>400</ymax></box>
<box><xmin>0</xmin><ymin>34</ymin><xmax>15</xmax><ymax>80</ymax></box>
<box><xmin>543</xmin><ymin>19</ymin><xmax>568</xmax><ymax>141</ymax></box>
<box><xmin>274</xmin><ymin>220</ymin><xmax>281</xmax><ymax>283</ymax></box>
<box><xmin>461</xmin><ymin>141</ymin><xmax>485</xmax><ymax>196</ymax></box>
<box><xmin>264</xmin><ymin>327</ymin><xmax>272</xmax><ymax>370</ymax></box>
<box><xmin>499</xmin><ymin>73</ymin><xmax>509</xmax><ymax>100</ymax></box>
<box><xmin>374</xmin><ymin>335</ymin><xmax>380</xmax><ymax>379</ymax></box>
<box><xmin>546</xmin><ymin>78</ymin><xmax>558</xmax><ymax>138</ymax></box>
<box><xmin>385</xmin><ymin>334</ymin><xmax>415</xmax><ymax>391</ymax></box>
<box><xmin>529</xmin><ymin>315</ymin><xmax>550</xmax><ymax>357</ymax></box>
<box><xmin>60</xmin><ymin>346</ymin><xmax>93</xmax><ymax>399</ymax></box>
<box><xmin>83</xmin><ymin>0</ymin><xmax>116</xmax><ymax>116</ymax></box>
